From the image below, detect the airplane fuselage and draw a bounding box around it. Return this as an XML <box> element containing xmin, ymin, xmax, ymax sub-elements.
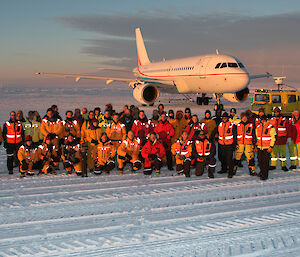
<box><xmin>133</xmin><ymin>54</ymin><xmax>250</xmax><ymax>94</ymax></box>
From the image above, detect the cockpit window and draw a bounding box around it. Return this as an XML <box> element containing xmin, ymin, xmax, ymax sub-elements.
<box><xmin>228</xmin><ymin>62</ymin><xmax>238</xmax><ymax>68</ymax></box>
<box><xmin>238</xmin><ymin>62</ymin><xmax>245</xmax><ymax>68</ymax></box>
<box><xmin>220</xmin><ymin>63</ymin><xmax>227</xmax><ymax>68</ymax></box>
<box><xmin>215</xmin><ymin>63</ymin><xmax>221</xmax><ymax>69</ymax></box>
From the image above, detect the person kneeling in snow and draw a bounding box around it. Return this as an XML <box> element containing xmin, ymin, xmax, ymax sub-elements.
<box><xmin>61</xmin><ymin>134</ymin><xmax>82</xmax><ymax>175</ymax></box>
<box><xmin>18</xmin><ymin>135</ymin><xmax>41</xmax><ymax>177</ymax></box>
<box><xmin>38</xmin><ymin>133</ymin><xmax>60</xmax><ymax>175</ymax></box>
<box><xmin>93</xmin><ymin>132</ymin><xmax>116</xmax><ymax>175</ymax></box>
<box><xmin>171</xmin><ymin>131</ymin><xmax>192</xmax><ymax>177</ymax></box>
<box><xmin>141</xmin><ymin>132</ymin><xmax>166</xmax><ymax>175</ymax></box>
<box><xmin>117</xmin><ymin>130</ymin><xmax>141</xmax><ymax>174</ymax></box>
<box><xmin>192</xmin><ymin>130</ymin><xmax>216</xmax><ymax>178</ymax></box>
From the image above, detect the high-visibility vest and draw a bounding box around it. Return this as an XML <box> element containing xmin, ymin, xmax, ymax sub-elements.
<box><xmin>5</xmin><ymin>121</ymin><xmax>22</xmax><ymax>143</ymax></box>
<box><xmin>195</xmin><ymin>139</ymin><xmax>212</xmax><ymax>156</ymax></box>
<box><xmin>218</xmin><ymin>121</ymin><xmax>234</xmax><ymax>145</ymax></box>
<box><xmin>172</xmin><ymin>139</ymin><xmax>192</xmax><ymax>156</ymax></box>
<box><xmin>237</xmin><ymin>122</ymin><xmax>253</xmax><ymax>145</ymax></box>
<box><xmin>256</xmin><ymin>122</ymin><xmax>273</xmax><ymax>148</ymax></box>
<box><xmin>270</xmin><ymin>117</ymin><xmax>287</xmax><ymax>137</ymax></box>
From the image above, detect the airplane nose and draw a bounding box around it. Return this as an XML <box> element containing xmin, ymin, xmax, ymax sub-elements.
<box><xmin>234</xmin><ymin>73</ymin><xmax>250</xmax><ymax>91</ymax></box>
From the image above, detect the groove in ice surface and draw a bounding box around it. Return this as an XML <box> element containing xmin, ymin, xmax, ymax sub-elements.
<box><xmin>0</xmin><ymin>160</ymin><xmax>300</xmax><ymax>256</ymax></box>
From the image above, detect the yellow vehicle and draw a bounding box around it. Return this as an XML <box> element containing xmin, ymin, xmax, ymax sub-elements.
<box><xmin>251</xmin><ymin>77</ymin><xmax>300</xmax><ymax>116</ymax></box>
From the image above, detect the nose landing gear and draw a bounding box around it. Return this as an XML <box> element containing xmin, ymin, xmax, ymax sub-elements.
<box><xmin>196</xmin><ymin>93</ymin><xmax>212</xmax><ymax>105</ymax></box>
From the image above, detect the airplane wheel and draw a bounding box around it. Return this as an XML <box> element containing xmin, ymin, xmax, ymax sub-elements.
<box><xmin>149</xmin><ymin>103</ymin><xmax>154</xmax><ymax>106</ymax></box>
<box><xmin>203</xmin><ymin>98</ymin><xmax>209</xmax><ymax>105</ymax></box>
<box><xmin>196</xmin><ymin>97</ymin><xmax>203</xmax><ymax>105</ymax></box>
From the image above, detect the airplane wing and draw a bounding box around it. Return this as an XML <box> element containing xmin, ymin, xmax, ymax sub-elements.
<box><xmin>249</xmin><ymin>73</ymin><xmax>272</xmax><ymax>80</ymax></box>
<box><xmin>35</xmin><ymin>72</ymin><xmax>134</xmax><ymax>85</ymax></box>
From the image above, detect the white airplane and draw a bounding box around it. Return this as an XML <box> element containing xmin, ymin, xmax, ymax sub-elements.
<box><xmin>36</xmin><ymin>28</ymin><xmax>271</xmax><ymax>106</ymax></box>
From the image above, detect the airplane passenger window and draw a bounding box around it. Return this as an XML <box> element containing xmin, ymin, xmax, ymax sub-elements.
<box><xmin>215</xmin><ymin>63</ymin><xmax>221</xmax><ymax>68</ymax></box>
<box><xmin>272</xmin><ymin>95</ymin><xmax>281</xmax><ymax>103</ymax></box>
<box><xmin>288</xmin><ymin>95</ymin><xmax>296</xmax><ymax>103</ymax></box>
<box><xmin>228</xmin><ymin>63</ymin><xmax>238</xmax><ymax>68</ymax></box>
<box><xmin>220</xmin><ymin>63</ymin><xmax>227</xmax><ymax>68</ymax></box>
<box><xmin>238</xmin><ymin>62</ymin><xmax>245</xmax><ymax>68</ymax></box>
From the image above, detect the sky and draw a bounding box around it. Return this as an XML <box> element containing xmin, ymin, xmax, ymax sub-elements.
<box><xmin>1</xmin><ymin>0</ymin><xmax>300</xmax><ymax>87</ymax></box>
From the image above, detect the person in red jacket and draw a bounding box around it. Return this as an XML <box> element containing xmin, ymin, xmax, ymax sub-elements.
<box><xmin>290</xmin><ymin>110</ymin><xmax>300</xmax><ymax>169</ymax></box>
<box><xmin>154</xmin><ymin>113</ymin><xmax>175</xmax><ymax>170</ymax></box>
<box><xmin>141</xmin><ymin>132</ymin><xmax>166</xmax><ymax>175</ymax></box>
<box><xmin>131</xmin><ymin>110</ymin><xmax>153</xmax><ymax>146</ymax></box>
<box><xmin>185</xmin><ymin>115</ymin><xmax>208</xmax><ymax>141</ymax></box>
<box><xmin>269</xmin><ymin>107</ymin><xmax>290</xmax><ymax>171</ymax></box>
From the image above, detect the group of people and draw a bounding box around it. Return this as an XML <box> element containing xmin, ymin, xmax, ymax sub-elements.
<box><xmin>1</xmin><ymin>103</ymin><xmax>299</xmax><ymax>180</ymax></box>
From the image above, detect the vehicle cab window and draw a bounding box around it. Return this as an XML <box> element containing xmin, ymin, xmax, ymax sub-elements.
<box><xmin>255</xmin><ymin>94</ymin><xmax>269</xmax><ymax>102</ymax></box>
<box><xmin>238</xmin><ymin>62</ymin><xmax>245</xmax><ymax>68</ymax></box>
<box><xmin>272</xmin><ymin>95</ymin><xmax>281</xmax><ymax>103</ymax></box>
<box><xmin>288</xmin><ymin>94</ymin><xmax>296</xmax><ymax>103</ymax></box>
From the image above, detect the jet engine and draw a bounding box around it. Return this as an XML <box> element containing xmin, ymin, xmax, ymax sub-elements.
<box><xmin>222</xmin><ymin>87</ymin><xmax>249</xmax><ymax>103</ymax></box>
<box><xmin>133</xmin><ymin>84</ymin><xmax>159</xmax><ymax>105</ymax></box>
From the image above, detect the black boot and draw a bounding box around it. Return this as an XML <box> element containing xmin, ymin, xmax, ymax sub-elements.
<box><xmin>8</xmin><ymin>170</ymin><xmax>13</xmax><ymax>175</ymax></box>
<box><xmin>269</xmin><ymin>166</ymin><xmax>276</xmax><ymax>170</ymax></box>
<box><xmin>282</xmin><ymin>166</ymin><xmax>289</xmax><ymax>172</ymax></box>
<box><xmin>289</xmin><ymin>165</ymin><xmax>297</xmax><ymax>170</ymax></box>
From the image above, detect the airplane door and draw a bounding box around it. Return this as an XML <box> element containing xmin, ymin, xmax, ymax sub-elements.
<box><xmin>195</xmin><ymin>57</ymin><xmax>212</xmax><ymax>90</ymax></box>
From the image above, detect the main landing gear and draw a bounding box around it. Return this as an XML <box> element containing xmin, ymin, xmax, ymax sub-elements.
<box><xmin>196</xmin><ymin>93</ymin><xmax>212</xmax><ymax>105</ymax></box>
<box><xmin>214</xmin><ymin>93</ymin><xmax>224</xmax><ymax>111</ymax></box>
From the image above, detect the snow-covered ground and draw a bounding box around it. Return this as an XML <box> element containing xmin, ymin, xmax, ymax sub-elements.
<box><xmin>0</xmin><ymin>86</ymin><xmax>300</xmax><ymax>257</ymax></box>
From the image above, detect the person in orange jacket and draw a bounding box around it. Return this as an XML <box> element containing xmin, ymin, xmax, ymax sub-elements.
<box><xmin>117</xmin><ymin>130</ymin><xmax>141</xmax><ymax>174</ymax></box>
<box><xmin>61</xmin><ymin>134</ymin><xmax>82</xmax><ymax>175</ymax></box>
<box><xmin>3</xmin><ymin>111</ymin><xmax>25</xmax><ymax>174</ymax></box>
<box><xmin>192</xmin><ymin>130</ymin><xmax>216</xmax><ymax>178</ymax></box>
<box><xmin>41</xmin><ymin>108</ymin><xmax>63</xmax><ymax>148</ymax></box>
<box><xmin>93</xmin><ymin>132</ymin><xmax>116</xmax><ymax>175</ymax></box>
<box><xmin>38</xmin><ymin>133</ymin><xmax>59</xmax><ymax>175</ymax></box>
<box><xmin>170</xmin><ymin>110</ymin><xmax>188</xmax><ymax>144</ymax></box>
<box><xmin>141</xmin><ymin>132</ymin><xmax>166</xmax><ymax>175</ymax></box>
<box><xmin>217</xmin><ymin>112</ymin><xmax>237</xmax><ymax>178</ymax></box>
<box><xmin>106</xmin><ymin>113</ymin><xmax>126</xmax><ymax>150</ymax></box>
<box><xmin>62</xmin><ymin>110</ymin><xmax>81</xmax><ymax>141</ymax></box>
<box><xmin>18</xmin><ymin>135</ymin><xmax>41</xmax><ymax>177</ymax></box>
<box><xmin>171</xmin><ymin>131</ymin><xmax>192</xmax><ymax>177</ymax></box>
<box><xmin>86</xmin><ymin>119</ymin><xmax>103</xmax><ymax>172</ymax></box>
<box><xmin>256</xmin><ymin>115</ymin><xmax>276</xmax><ymax>180</ymax></box>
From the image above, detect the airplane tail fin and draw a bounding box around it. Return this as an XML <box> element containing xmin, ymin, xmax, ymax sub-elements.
<box><xmin>135</xmin><ymin>28</ymin><xmax>151</xmax><ymax>66</ymax></box>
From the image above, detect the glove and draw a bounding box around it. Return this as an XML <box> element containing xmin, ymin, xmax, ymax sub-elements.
<box><xmin>73</xmin><ymin>158</ymin><xmax>80</xmax><ymax>164</ymax></box>
<box><xmin>176</xmin><ymin>154</ymin><xmax>185</xmax><ymax>160</ymax></box>
<box><xmin>148</xmin><ymin>154</ymin><xmax>157</xmax><ymax>161</ymax></box>
<box><xmin>3</xmin><ymin>141</ymin><xmax>7</xmax><ymax>149</ymax></box>
<box><xmin>125</xmin><ymin>153</ymin><xmax>132</xmax><ymax>161</ymax></box>
<box><xmin>118</xmin><ymin>155</ymin><xmax>126</xmax><ymax>160</ymax></box>
<box><xmin>91</xmin><ymin>139</ymin><xmax>99</xmax><ymax>144</ymax></box>
<box><xmin>197</xmin><ymin>157</ymin><xmax>205</xmax><ymax>162</ymax></box>
<box><xmin>267</xmin><ymin>147</ymin><xmax>273</xmax><ymax>153</ymax></box>
<box><xmin>287</xmin><ymin>138</ymin><xmax>292</xmax><ymax>145</ymax></box>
